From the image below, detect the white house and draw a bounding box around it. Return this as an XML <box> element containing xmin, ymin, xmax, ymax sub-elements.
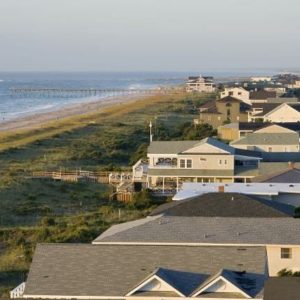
<box><xmin>263</xmin><ymin>103</ymin><xmax>300</xmax><ymax>123</ymax></box>
<box><xmin>251</xmin><ymin>77</ymin><xmax>272</xmax><ymax>82</ymax></box>
<box><xmin>220</xmin><ymin>87</ymin><xmax>250</xmax><ymax>104</ymax></box>
<box><xmin>186</xmin><ymin>76</ymin><xmax>216</xmax><ymax>93</ymax></box>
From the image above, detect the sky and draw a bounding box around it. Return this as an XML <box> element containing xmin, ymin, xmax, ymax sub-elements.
<box><xmin>0</xmin><ymin>0</ymin><xmax>299</xmax><ymax>72</ymax></box>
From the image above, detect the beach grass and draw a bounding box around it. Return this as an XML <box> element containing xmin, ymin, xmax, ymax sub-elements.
<box><xmin>0</xmin><ymin>92</ymin><xmax>214</xmax><ymax>296</ymax></box>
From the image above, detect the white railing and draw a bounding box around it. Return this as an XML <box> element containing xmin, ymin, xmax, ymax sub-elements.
<box><xmin>10</xmin><ymin>282</ymin><xmax>25</xmax><ymax>298</ymax></box>
<box><xmin>152</xmin><ymin>164</ymin><xmax>178</xmax><ymax>169</ymax></box>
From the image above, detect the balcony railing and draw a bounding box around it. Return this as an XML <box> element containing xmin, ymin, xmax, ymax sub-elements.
<box><xmin>10</xmin><ymin>282</ymin><xmax>25</xmax><ymax>298</ymax></box>
<box><xmin>151</xmin><ymin>164</ymin><xmax>178</xmax><ymax>169</ymax></box>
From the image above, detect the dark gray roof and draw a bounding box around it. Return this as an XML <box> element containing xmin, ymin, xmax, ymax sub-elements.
<box><xmin>261</xmin><ymin>152</ymin><xmax>300</xmax><ymax>162</ymax></box>
<box><xmin>264</xmin><ymin>277</ymin><xmax>300</xmax><ymax>300</ymax></box>
<box><xmin>254</xmin><ymin>167</ymin><xmax>300</xmax><ymax>183</ymax></box>
<box><xmin>250</xmin><ymin>91</ymin><xmax>276</xmax><ymax>100</ymax></box>
<box><xmin>94</xmin><ymin>216</ymin><xmax>300</xmax><ymax>245</ymax></box>
<box><xmin>289</xmin><ymin>103</ymin><xmax>300</xmax><ymax>112</ymax></box>
<box><xmin>24</xmin><ymin>244</ymin><xmax>266</xmax><ymax>298</ymax></box>
<box><xmin>251</xmin><ymin>103</ymin><xmax>280</xmax><ymax>116</ymax></box>
<box><xmin>193</xmin><ymin>269</ymin><xmax>265</xmax><ymax>298</ymax></box>
<box><xmin>231</xmin><ymin>132</ymin><xmax>299</xmax><ymax>146</ymax></box>
<box><xmin>238</xmin><ymin>122</ymin><xmax>300</xmax><ymax>132</ymax></box>
<box><xmin>149</xmin><ymin>193</ymin><xmax>295</xmax><ymax>218</ymax></box>
<box><xmin>135</xmin><ymin>267</ymin><xmax>209</xmax><ymax>296</ymax></box>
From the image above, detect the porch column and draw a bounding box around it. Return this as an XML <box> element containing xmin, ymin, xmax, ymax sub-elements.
<box><xmin>162</xmin><ymin>177</ymin><xmax>165</xmax><ymax>194</ymax></box>
<box><xmin>176</xmin><ymin>177</ymin><xmax>179</xmax><ymax>192</ymax></box>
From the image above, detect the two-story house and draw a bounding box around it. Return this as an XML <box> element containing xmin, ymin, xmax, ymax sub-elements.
<box><xmin>220</xmin><ymin>87</ymin><xmax>250</xmax><ymax>104</ymax></box>
<box><xmin>145</xmin><ymin>137</ymin><xmax>261</xmax><ymax>193</ymax></box>
<box><xmin>196</xmin><ymin>96</ymin><xmax>251</xmax><ymax>128</ymax></box>
<box><xmin>186</xmin><ymin>76</ymin><xmax>216</xmax><ymax>93</ymax></box>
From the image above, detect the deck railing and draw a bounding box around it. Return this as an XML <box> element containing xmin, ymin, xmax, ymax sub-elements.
<box><xmin>10</xmin><ymin>282</ymin><xmax>25</xmax><ymax>299</ymax></box>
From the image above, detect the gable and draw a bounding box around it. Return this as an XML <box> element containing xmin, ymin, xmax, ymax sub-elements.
<box><xmin>126</xmin><ymin>274</ymin><xmax>185</xmax><ymax>297</ymax></box>
<box><xmin>182</xmin><ymin>143</ymin><xmax>230</xmax><ymax>154</ymax></box>
<box><xmin>265</xmin><ymin>103</ymin><xmax>300</xmax><ymax>120</ymax></box>
<box><xmin>254</xmin><ymin>124</ymin><xmax>296</xmax><ymax>134</ymax></box>
<box><xmin>193</xmin><ymin>276</ymin><xmax>251</xmax><ymax>298</ymax></box>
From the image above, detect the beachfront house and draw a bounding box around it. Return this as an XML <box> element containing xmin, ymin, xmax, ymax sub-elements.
<box><xmin>145</xmin><ymin>137</ymin><xmax>261</xmax><ymax>193</ymax></box>
<box><xmin>186</xmin><ymin>76</ymin><xmax>216</xmax><ymax>93</ymax></box>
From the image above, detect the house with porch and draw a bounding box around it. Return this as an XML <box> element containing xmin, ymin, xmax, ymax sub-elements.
<box><xmin>186</xmin><ymin>76</ymin><xmax>216</xmax><ymax>93</ymax></box>
<box><xmin>144</xmin><ymin>137</ymin><xmax>261</xmax><ymax>193</ymax></box>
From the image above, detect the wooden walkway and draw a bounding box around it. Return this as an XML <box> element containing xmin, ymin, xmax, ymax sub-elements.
<box><xmin>32</xmin><ymin>170</ymin><xmax>111</xmax><ymax>183</ymax></box>
<box><xmin>31</xmin><ymin>170</ymin><xmax>134</xmax><ymax>184</ymax></box>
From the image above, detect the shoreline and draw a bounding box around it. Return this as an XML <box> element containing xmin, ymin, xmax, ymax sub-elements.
<box><xmin>0</xmin><ymin>93</ymin><xmax>147</xmax><ymax>132</ymax></box>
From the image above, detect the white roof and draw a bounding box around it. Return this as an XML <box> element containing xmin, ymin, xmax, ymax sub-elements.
<box><xmin>173</xmin><ymin>182</ymin><xmax>300</xmax><ymax>201</ymax></box>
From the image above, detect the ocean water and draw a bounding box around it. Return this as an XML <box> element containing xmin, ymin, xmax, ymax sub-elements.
<box><xmin>0</xmin><ymin>69</ymin><xmax>294</xmax><ymax>122</ymax></box>
<box><xmin>0</xmin><ymin>72</ymin><xmax>187</xmax><ymax>122</ymax></box>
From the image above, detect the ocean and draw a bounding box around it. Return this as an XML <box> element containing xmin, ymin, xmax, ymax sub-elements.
<box><xmin>0</xmin><ymin>72</ymin><xmax>189</xmax><ymax>122</ymax></box>
<box><xmin>0</xmin><ymin>70</ymin><xmax>290</xmax><ymax>122</ymax></box>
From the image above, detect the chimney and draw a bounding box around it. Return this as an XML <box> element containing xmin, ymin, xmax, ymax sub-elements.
<box><xmin>218</xmin><ymin>185</ymin><xmax>225</xmax><ymax>193</ymax></box>
<box><xmin>288</xmin><ymin>161</ymin><xmax>295</xmax><ymax>169</ymax></box>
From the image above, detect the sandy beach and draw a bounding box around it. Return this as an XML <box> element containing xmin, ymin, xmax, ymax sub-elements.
<box><xmin>0</xmin><ymin>93</ymin><xmax>147</xmax><ymax>132</ymax></box>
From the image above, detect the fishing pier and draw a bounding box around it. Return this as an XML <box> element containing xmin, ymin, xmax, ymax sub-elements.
<box><xmin>10</xmin><ymin>87</ymin><xmax>180</xmax><ymax>98</ymax></box>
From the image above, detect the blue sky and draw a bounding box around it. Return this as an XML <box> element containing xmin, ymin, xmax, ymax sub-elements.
<box><xmin>0</xmin><ymin>0</ymin><xmax>299</xmax><ymax>71</ymax></box>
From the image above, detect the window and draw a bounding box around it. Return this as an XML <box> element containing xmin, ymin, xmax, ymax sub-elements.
<box><xmin>219</xmin><ymin>159</ymin><xmax>222</xmax><ymax>165</ymax></box>
<box><xmin>268</xmin><ymin>147</ymin><xmax>273</xmax><ymax>152</ymax></box>
<box><xmin>187</xmin><ymin>159</ymin><xmax>192</xmax><ymax>168</ymax></box>
<box><xmin>180</xmin><ymin>159</ymin><xmax>185</xmax><ymax>168</ymax></box>
<box><xmin>281</xmin><ymin>248</ymin><xmax>292</xmax><ymax>259</ymax></box>
<box><xmin>224</xmin><ymin>160</ymin><xmax>227</xmax><ymax>165</ymax></box>
<box><xmin>229</xmin><ymin>91</ymin><xmax>233</xmax><ymax>96</ymax></box>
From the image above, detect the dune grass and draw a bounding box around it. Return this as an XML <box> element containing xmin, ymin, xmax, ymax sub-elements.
<box><xmin>0</xmin><ymin>92</ymin><xmax>214</xmax><ymax>297</ymax></box>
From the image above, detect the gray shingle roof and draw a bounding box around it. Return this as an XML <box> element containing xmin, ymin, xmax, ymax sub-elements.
<box><xmin>148</xmin><ymin>138</ymin><xmax>234</xmax><ymax>155</ymax></box>
<box><xmin>251</xmin><ymin>103</ymin><xmax>280</xmax><ymax>116</ymax></box>
<box><xmin>149</xmin><ymin>193</ymin><xmax>295</xmax><ymax>217</ymax></box>
<box><xmin>264</xmin><ymin>277</ymin><xmax>300</xmax><ymax>300</ymax></box>
<box><xmin>231</xmin><ymin>133</ymin><xmax>299</xmax><ymax>146</ymax></box>
<box><xmin>134</xmin><ymin>267</ymin><xmax>209</xmax><ymax>296</ymax></box>
<box><xmin>94</xmin><ymin>216</ymin><xmax>300</xmax><ymax>245</ymax></box>
<box><xmin>193</xmin><ymin>269</ymin><xmax>265</xmax><ymax>298</ymax></box>
<box><xmin>254</xmin><ymin>168</ymin><xmax>300</xmax><ymax>183</ymax></box>
<box><xmin>24</xmin><ymin>244</ymin><xmax>266</xmax><ymax>298</ymax></box>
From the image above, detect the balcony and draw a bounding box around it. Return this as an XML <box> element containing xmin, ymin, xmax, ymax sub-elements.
<box><xmin>152</xmin><ymin>158</ymin><xmax>178</xmax><ymax>169</ymax></box>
